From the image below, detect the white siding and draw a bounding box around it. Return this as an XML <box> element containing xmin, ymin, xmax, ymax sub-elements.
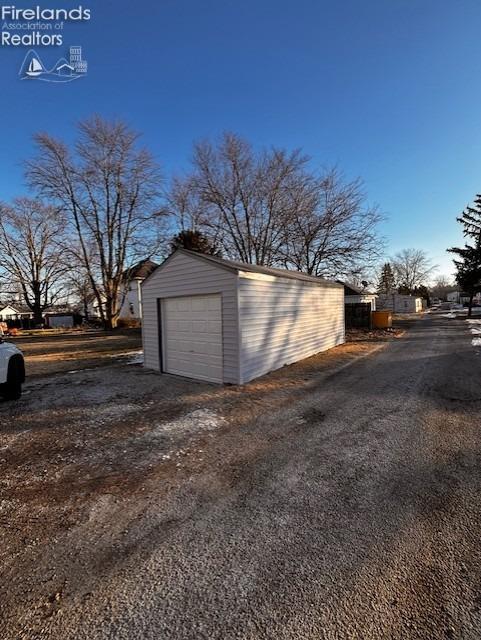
<box><xmin>238</xmin><ymin>272</ymin><xmax>345</xmax><ymax>383</ymax></box>
<box><xmin>377</xmin><ymin>294</ymin><xmax>423</xmax><ymax>313</ymax></box>
<box><xmin>141</xmin><ymin>252</ymin><xmax>240</xmax><ymax>384</ymax></box>
<box><xmin>119</xmin><ymin>280</ymin><xmax>142</xmax><ymax>319</ymax></box>
<box><xmin>345</xmin><ymin>294</ymin><xmax>377</xmax><ymax>311</ymax></box>
<box><xmin>0</xmin><ymin>305</ymin><xmax>22</xmax><ymax>321</ymax></box>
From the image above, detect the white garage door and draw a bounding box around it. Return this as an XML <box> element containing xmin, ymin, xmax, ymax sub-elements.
<box><xmin>162</xmin><ymin>294</ymin><xmax>223</xmax><ymax>383</ymax></box>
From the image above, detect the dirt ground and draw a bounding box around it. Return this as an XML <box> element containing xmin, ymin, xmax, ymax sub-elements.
<box><xmin>6</xmin><ymin>315</ymin><xmax>481</xmax><ymax>639</ymax></box>
<box><xmin>10</xmin><ymin>329</ymin><xmax>142</xmax><ymax>377</ymax></box>
<box><xmin>0</xmin><ymin>329</ymin><xmax>388</xmax><ymax>638</ymax></box>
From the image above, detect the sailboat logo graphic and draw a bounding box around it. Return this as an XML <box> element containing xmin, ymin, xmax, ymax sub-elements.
<box><xmin>19</xmin><ymin>47</ymin><xmax>88</xmax><ymax>83</ymax></box>
<box><xmin>26</xmin><ymin>56</ymin><xmax>44</xmax><ymax>77</ymax></box>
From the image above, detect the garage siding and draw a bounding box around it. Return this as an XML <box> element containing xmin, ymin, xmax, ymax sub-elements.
<box><xmin>238</xmin><ymin>273</ymin><xmax>345</xmax><ymax>383</ymax></box>
<box><xmin>141</xmin><ymin>252</ymin><xmax>240</xmax><ymax>384</ymax></box>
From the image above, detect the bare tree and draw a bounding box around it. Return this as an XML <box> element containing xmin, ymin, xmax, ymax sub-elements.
<box><xmin>391</xmin><ymin>248</ymin><xmax>437</xmax><ymax>292</ymax></box>
<box><xmin>169</xmin><ymin>134</ymin><xmax>384</xmax><ymax>276</ymax></box>
<box><xmin>166</xmin><ymin>175</ymin><xmax>207</xmax><ymax>232</ymax></box>
<box><xmin>430</xmin><ymin>274</ymin><xmax>454</xmax><ymax>301</ymax></box>
<box><xmin>0</xmin><ymin>198</ymin><xmax>68</xmax><ymax>325</ymax></box>
<box><xmin>65</xmin><ymin>266</ymin><xmax>96</xmax><ymax>321</ymax></box>
<box><xmin>26</xmin><ymin>116</ymin><xmax>165</xmax><ymax>329</ymax></box>
<box><xmin>282</xmin><ymin>169</ymin><xmax>384</xmax><ymax>277</ymax></box>
<box><xmin>190</xmin><ymin>132</ymin><xmax>310</xmax><ymax>265</ymax></box>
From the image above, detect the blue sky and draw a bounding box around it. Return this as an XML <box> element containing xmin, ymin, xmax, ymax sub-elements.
<box><xmin>1</xmin><ymin>0</ymin><xmax>481</xmax><ymax>277</ymax></box>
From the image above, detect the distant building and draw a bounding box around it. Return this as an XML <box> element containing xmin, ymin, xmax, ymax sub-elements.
<box><xmin>377</xmin><ymin>293</ymin><xmax>423</xmax><ymax>313</ymax></box>
<box><xmin>84</xmin><ymin>261</ymin><xmax>159</xmax><ymax>322</ymax></box>
<box><xmin>447</xmin><ymin>290</ymin><xmax>481</xmax><ymax>305</ymax></box>
<box><xmin>0</xmin><ymin>304</ymin><xmax>34</xmax><ymax>321</ymax></box>
<box><xmin>69</xmin><ymin>46</ymin><xmax>88</xmax><ymax>73</ymax></box>
<box><xmin>45</xmin><ymin>312</ymin><xmax>75</xmax><ymax>329</ymax></box>
<box><xmin>340</xmin><ymin>282</ymin><xmax>378</xmax><ymax>311</ymax></box>
<box><xmin>119</xmin><ymin>260</ymin><xmax>159</xmax><ymax>321</ymax></box>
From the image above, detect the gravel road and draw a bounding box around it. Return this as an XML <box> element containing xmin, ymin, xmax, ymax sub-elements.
<box><xmin>3</xmin><ymin>313</ymin><xmax>481</xmax><ymax>639</ymax></box>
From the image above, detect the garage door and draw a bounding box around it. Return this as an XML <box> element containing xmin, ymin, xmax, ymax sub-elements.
<box><xmin>162</xmin><ymin>294</ymin><xmax>223</xmax><ymax>383</ymax></box>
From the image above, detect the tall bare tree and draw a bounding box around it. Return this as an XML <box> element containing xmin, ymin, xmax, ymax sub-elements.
<box><xmin>391</xmin><ymin>248</ymin><xmax>437</xmax><ymax>293</ymax></box>
<box><xmin>166</xmin><ymin>175</ymin><xmax>207</xmax><ymax>232</ymax></box>
<box><xmin>65</xmin><ymin>267</ymin><xmax>96</xmax><ymax>321</ymax></box>
<box><xmin>169</xmin><ymin>134</ymin><xmax>383</xmax><ymax>276</ymax></box>
<box><xmin>26</xmin><ymin>116</ymin><xmax>165</xmax><ymax>329</ymax></box>
<box><xmin>190</xmin><ymin>132</ymin><xmax>310</xmax><ymax>265</ymax></box>
<box><xmin>0</xmin><ymin>198</ymin><xmax>68</xmax><ymax>325</ymax></box>
<box><xmin>281</xmin><ymin>169</ymin><xmax>383</xmax><ymax>277</ymax></box>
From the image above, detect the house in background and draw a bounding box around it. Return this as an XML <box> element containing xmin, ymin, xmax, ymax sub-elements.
<box><xmin>446</xmin><ymin>291</ymin><xmax>481</xmax><ymax>305</ymax></box>
<box><xmin>377</xmin><ymin>293</ymin><xmax>423</xmax><ymax>313</ymax></box>
<box><xmin>0</xmin><ymin>304</ymin><xmax>21</xmax><ymax>321</ymax></box>
<box><xmin>341</xmin><ymin>282</ymin><xmax>377</xmax><ymax>311</ymax></box>
<box><xmin>119</xmin><ymin>259</ymin><xmax>159</xmax><ymax>321</ymax></box>
<box><xmin>0</xmin><ymin>304</ymin><xmax>34</xmax><ymax>322</ymax></box>
<box><xmin>0</xmin><ymin>303</ymin><xmax>35</xmax><ymax>329</ymax></box>
<box><xmin>85</xmin><ymin>260</ymin><xmax>159</xmax><ymax>322</ymax></box>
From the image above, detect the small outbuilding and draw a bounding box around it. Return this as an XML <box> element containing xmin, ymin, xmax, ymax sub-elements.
<box><xmin>377</xmin><ymin>293</ymin><xmax>423</xmax><ymax>313</ymax></box>
<box><xmin>45</xmin><ymin>312</ymin><xmax>75</xmax><ymax>328</ymax></box>
<box><xmin>142</xmin><ymin>249</ymin><xmax>345</xmax><ymax>384</ymax></box>
<box><xmin>341</xmin><ymin>283</ymin><xmax>377</xmax><ymax>311</ymax></box>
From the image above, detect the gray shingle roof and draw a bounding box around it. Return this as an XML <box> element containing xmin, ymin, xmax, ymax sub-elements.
<box><xmin>123</xmin><ymin>259</ymin><xmax>159</xmax><ymax>281</ymax></box>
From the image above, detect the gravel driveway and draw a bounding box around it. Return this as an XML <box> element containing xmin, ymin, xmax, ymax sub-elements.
<box><xmin>2</xmin><ymin>313</ymin><xmax>481</xmax><ymax>639</ymax></box>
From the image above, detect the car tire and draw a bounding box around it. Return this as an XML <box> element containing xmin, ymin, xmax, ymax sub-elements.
<box><xmin>3</xmin><ymin>356</ymin><xmax>24</xmax><ymax>400</ymax></box>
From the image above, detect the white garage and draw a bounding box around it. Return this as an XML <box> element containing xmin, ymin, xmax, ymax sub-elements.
<box><xmin>142</xmin><ymin>249</ymin><xmax>345</xmax><ymax>384</ymax></box>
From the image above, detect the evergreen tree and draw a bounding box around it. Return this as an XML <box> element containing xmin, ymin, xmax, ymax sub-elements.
<box><xmin>170</xmin><ymin>229</ymin><xmax>221</xmax><ymax>256</ymax></box>
<box><xmin>458</xmin><ymin>195</ymin><xmax>481</xmax><ymax>238</ymax></box>
<box><xmin>448</xmin><ymin>196</ymin><xmax>481</xmax><ymax>317</ymax></box>
<box><xmin>377</xmin><ymin>262</ymin><xmax>396</xmax><ymax>294</ymax></box>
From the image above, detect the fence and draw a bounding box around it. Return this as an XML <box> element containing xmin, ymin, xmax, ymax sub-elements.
<box><xmin>3</xmin><ymin>317</ymin><xmax>37</xmax><ymax>330</ymax></box>
<box><xmin>345</xmin><ymin>303</ymin><xmax>372</xmax><ymax>330</ymax></box>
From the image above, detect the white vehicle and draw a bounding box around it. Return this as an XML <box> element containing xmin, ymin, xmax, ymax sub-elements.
<box><xmin>0</xmin><ymin>330</ymin><xmax>25</xmax><ymax>400</ymax></box>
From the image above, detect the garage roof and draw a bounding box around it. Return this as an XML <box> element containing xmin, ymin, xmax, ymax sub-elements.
<box><xmin>172</xmin><ymin>249</ymin><xmax>342</xmax><ymax>288</ymax></box>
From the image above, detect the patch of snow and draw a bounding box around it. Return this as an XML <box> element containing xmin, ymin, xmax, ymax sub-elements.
<box><xmin>127</xmin><ymin>353</ymin><xmax>143</xmax><ymax>365</ymax></box>
<box><xmin>145</xmin><ymin>408</ymin><xmax>226</xmax><ymax>440</ymax></box>
<box><xmin>472</xmin><ymin>338</ymin><xmax>481</xmax><ymax>347</ymax></box>
<box><xmin>108</xmin><ymin>350</ymin><xmax>143</xmax><ymax>360</ymax></box>
<box><xmin>82</xmin><ymin>403</ymin><xmax>142</xmax><ymax>424</ymax></box>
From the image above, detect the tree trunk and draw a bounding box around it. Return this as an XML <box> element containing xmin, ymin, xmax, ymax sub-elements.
<box><xmin>103</xmin><ymin>315</ymin><xmax>115</xmax><ymax>331</ymax></box>
<box><xmin>31</xmin><ymin>282</ymin><xmax>44</xmax><ymax>327</ymax></box>
<box><xmin>83</xmin><ymin>298</ymin><xmax>89</xmax><ymax>323</ymax></box>
<box><xmin>33</xmin><ymin>307</ymin><xmax>44</xmax><ymax>327</ymax></box>
<box><xmin>468</xmin><ymin>292</ymin><xmax>475</xmax><ymax>318</ymax></box>
<box><xmin>104</xmin><ymin>298</ymin><xmax>116</xmax><ymax>331</ymax></box>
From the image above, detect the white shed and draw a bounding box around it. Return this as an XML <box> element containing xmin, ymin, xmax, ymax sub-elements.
<box><xmin>342</xmin><ymin>283</ymin><xmax>377</xmax><ymax>311</ymax></box>
<box><xmin>142</xmin><ymin>249</ymin><xmax>345</xmax><ymax>384</ymax></box>
<box><xmin>377</xmin><ymin>293</ymin><xmax>423</xmax><ymax>313</ymax></box>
